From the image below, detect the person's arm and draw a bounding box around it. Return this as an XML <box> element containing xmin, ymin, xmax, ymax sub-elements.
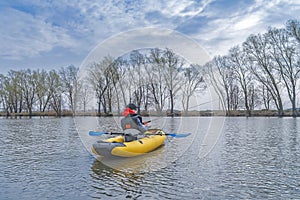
<box><xmin>133</xmin><ymin>116</ymin><xmax>149</xmax><ymax>132</ymax></box>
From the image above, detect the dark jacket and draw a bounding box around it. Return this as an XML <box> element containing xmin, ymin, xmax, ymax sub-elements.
<box><xmin>121</xmin><ymin>108</ymin><xmax>148</xmax><ymax>133</ymax></box>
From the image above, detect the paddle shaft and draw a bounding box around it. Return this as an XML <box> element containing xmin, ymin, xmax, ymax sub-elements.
<box><xmin>89</xmin><ymin>130</ymin><xmax>191</xmax><ymax>138</ymax></box>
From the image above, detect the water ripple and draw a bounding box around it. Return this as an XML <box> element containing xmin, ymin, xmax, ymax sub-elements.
<box><xmin>1</xmin><ymin>117</ymin><xmax>300</xmax><ymax>199</ymax></box>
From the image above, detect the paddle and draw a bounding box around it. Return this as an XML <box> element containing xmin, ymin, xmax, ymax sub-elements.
<box><xmin>142</xmin><ymin>120</ymin><xmax>151</xmax><ymax>125</ymax></box>
<box><xmin>165</xmin><ymin>133</ymin><xmax>191</xmax><ymax>138</ymax></box>
<box><xmin>88</xmin><ymin>131</ymin><xmax>123</xmax><ymax>136</ymax></box>
<box><xmin>88</xmin><ymin>131</ymin><xmax>191</xmax><ymax>138</ymax></box>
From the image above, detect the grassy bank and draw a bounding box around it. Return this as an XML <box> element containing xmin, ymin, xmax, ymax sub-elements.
<box><xmin>0</xmin><ymin>109</ymin><xmax>299</xmax><ymax>118</ymax></box>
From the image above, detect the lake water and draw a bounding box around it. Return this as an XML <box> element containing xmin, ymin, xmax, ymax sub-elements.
<box><xmin>1</xmin><ymin>117</ymin><xmax>299</xmax><ymax>199</ymax></box>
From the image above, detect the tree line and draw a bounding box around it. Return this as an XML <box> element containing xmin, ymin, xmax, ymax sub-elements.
<box><xmin>0</xmin><ymin>48</ymin><xmax>206</xmax><ymax>117</ymax></box>
<box><xmin>204</xmin><ymin>19</ymin><xmax>300</xmax><ymax>117</ymax></box>
<box><xmin>0</xmin><ymin>66</ymin><xmax>80</xmax><ymax>117</ymax></box>
<box><xmin>83</xmin><ymin>48</ymin><xmax>206</xmax><ymax>116</ymax></box>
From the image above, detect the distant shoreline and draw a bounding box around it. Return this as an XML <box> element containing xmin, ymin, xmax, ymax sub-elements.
<box><xmin>0</xmin><ymin>110</ymin><xmax>299</xmax><ymax>118</ymax></box>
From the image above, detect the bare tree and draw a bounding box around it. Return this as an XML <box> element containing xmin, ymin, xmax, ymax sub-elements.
<box><xmin>78</xmin><ymin>82</ymin><xmax>92</xmax><ymax>113</ymax></box>
<box><xmin>181</xmin><ymin>64</ymin><xmax>206</xmax><ymax>115</ymax></box>
<box><xmin>147</xmin><ymin>48</ymin><xmax>169</xmax><ymax>114</ymax></box>
<box><xmin>247</xmin><ymin>83</ymin><xmax>261</xmax><ymax>110</ymax></box>
<box><xmin>229</xmin><ymin>46</ymin><xmax>254</xmax><ymax>116</ymax></box>
<box><xmin>50</xmin><ymin>91</ymin><xmax>63</xmax><ymax>117</ymax></box>
<box><xmin>19</xmin><ymin>69</ymin><xmax>38</xmax><ymax>116</ymax></box>
<box><xmin>87</xmin><ymin>56</ymin><xmax>114</xmax><ymax>115</ymax></box>
<box><xmin>5</xmin><ymin>71</ymin><xmax>23</xmax><ymax>114</ymax></box>
<box><xmin>260</xmin><ymin>84</ymin><xmax>272</xmax><ymax>110</ymax></box>
<box><xmin>128</xmin><ymin>50</ymin><xmax>145</xmax><ymax>108</ymax></box>
<box><xmin>35</xmin><ymin>69</ymin><xmax>53</xmax><ymax>113</ymax></box>
<box><xmin>0</xmin><ymin>74</ymin><xmax>10</xmax><ymax>116</ymax></box>
<box><xmin>162</xmin><ymin>48</ymin><xmax>184</xmax><ymax>115</ymax></box>
<box><xmin>60</xmin><ymin>65</ymin><xmax>80</xmax><ymax>116</ymax></box>
<box><xmin>104</xmin><ymin>58</ymin><xmax>125</xmax><ymax>114</ymax></box>
<box><xmin>88</xmin><ymin>62</ymin><xmax>106</xmax><ymax>115</ymax></box>
<box><xmin>286</xmin><ymin>19</ymin><xmax>300</xmax><ymax>44</ymax></box>
<box><xmin>45</xmin><ymin>70</ymin><xmax>61</xmax><ymax>112</ymax></box>
<box><xmin>267</xmin><ymin>27</ymin><xmax>300</xmax><ymax>117</ymax></box>
<box><xmin>49</xmin><ymin>71</ymin><xmax>63</xmax><ymax>116</ymax></box>
<box><xmin>243</xmin><ymin>33</ymin><xmax>284</xmax><ymax>116</ymax></box>
<box><xmin>205</xmin><ymin>56</ymin><xmax>237</xmax><ymax>115</ymax></box>
<box><xmin>111</xmin><ymin>57</ymin><xmax>129</xmax><ymax>113</ymax></box>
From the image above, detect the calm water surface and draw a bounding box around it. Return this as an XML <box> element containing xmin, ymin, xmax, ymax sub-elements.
<box><xmin>0</xmin><ymin>117</ymin><xmax>299</xmax><ymax>199</ymax></box>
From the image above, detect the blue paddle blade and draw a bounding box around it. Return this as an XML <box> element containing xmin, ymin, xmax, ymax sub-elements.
<box><xmin>167</xmin><ymin>133</ymin><xmax>191</xmax><ymax>138</ymax></box>
<box><xmin>89</xmin><ymin>131</ymin><xmax>107</xmax><ymax>136</ymax></box>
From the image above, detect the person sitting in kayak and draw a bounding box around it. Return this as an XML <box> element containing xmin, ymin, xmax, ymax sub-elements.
<box><xmin>121</xmin><ymin>103</ymin><xmax>149</xmax><ymax>141</ymax></box>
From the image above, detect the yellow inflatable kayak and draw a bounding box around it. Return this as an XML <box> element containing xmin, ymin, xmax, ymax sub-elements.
<box><xmin>91</xmin><ymin>129</ymin><xmax>167</xmax><ymax>157</ymax></box>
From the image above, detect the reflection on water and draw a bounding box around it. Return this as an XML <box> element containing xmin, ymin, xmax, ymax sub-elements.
<box><xmin>89</xmin><ymin>159</ymin><xmax>197</xmax><ymax>199</ymax></box>
<box><xmin>90</xmin><ymin>160</ymin><xmax>146</xmax><ymax>199</ymax></box>
<box><xmin>92</xmin><ymin>145</ymin><xmax>167</xmax><ymax>172</ymax></box>
<box><xmin>1</xmin><ymin>117</ymin><xmax>300</xmax><ymax>199</ymax></box>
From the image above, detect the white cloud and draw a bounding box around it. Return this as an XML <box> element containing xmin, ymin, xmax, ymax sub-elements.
<box><xmin>159</xmin><ymin>0</ymin><xmax>212</xmax><ymax>18</ymax></box>
<box><xmin>185</xmin><ymin>0</ymin><xmax>300</xmax><ymax>56</ymax></box>
<box><xmin>0</xmin><ymin>7</ymin><xmax>76</xmax><ymax>60</ymax></box>
<box><xmin>232</xmin><ymin>12</ymin><xmax>264</xmax><ymax>31</ymax></box>
<box><xmin>0</xmin><ymin>0</ymin><xmax>299</xmax><ymax>70</ymax></box>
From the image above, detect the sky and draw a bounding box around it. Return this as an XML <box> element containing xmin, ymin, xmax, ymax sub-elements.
<box><xmin>0</xmin><ymin>0</ymin><xmax>299</xmax><ymax>74</ymax></box>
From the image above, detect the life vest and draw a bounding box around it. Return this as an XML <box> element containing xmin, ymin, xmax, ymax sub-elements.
<box><xmin>121</xmin><ymin>115</ymin><xmax>140</xmax><ymax>130</ymax></box>
<box><xmin>121</xmin><ymin>107</ymin><xmax>146</xmax><ymax>133</ymax></box>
